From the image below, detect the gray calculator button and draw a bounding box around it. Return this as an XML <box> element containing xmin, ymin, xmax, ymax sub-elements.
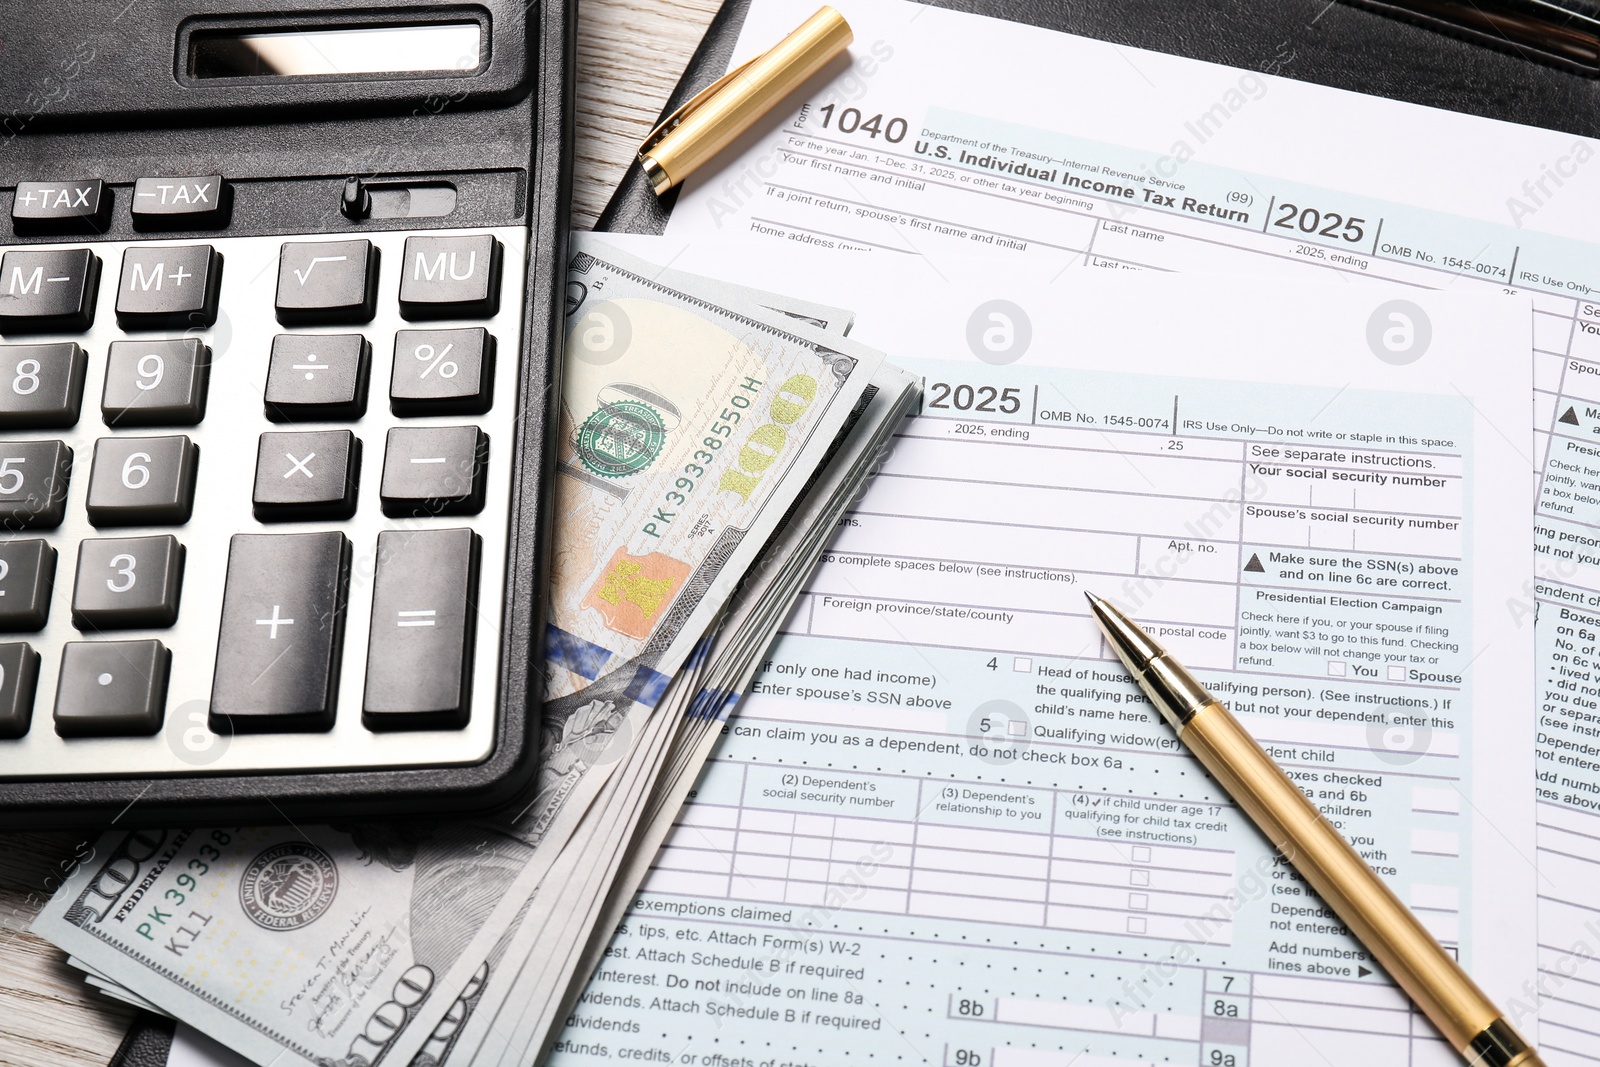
<box><xmin>53</xmin><ymin>640</ymin><xmax>169</xmax><ymax>736</ymax></box>
<box><xmin>71</xmin><ymin>536</ymin><xmax>183</xmax><ymax>630</ymax></box>
<box><xmin>264</xmin><ymin>334</ymin><xmax>370</xmax><ymax>421</ymax></box>
<box><xmin>253</xmin><ymin>430</ymin><xmax>360</xmax><ymax>521</ymax></box>
<box><xmin>0</xmin><ymin>343</ymin><xmax>87</xmax><ymax>428</ymax></box>
<box><xmin>130</xmin><ymin>176</ymin><xmax>229</xmax><ymax>230</ymax></box>
<box><xmin>0</xmin><ymin>539</ymin><xmax>55</xmax><ymax>631</ymax></box>
<box><xmin>0</xmin><ymin>248</ymin><xmax>100</xmax><ymax>332</ymax></box>
<box><xmin>211</xmin><ymin>532</ymin><xmax>349</xmax><ymax>732</ymax></box>
<box><xmin>380</xmin><ymin>426</ymin><xmax>488</xmax><ymax>517</ymax></box>
<box><xmin>115</xmin><ymin>245</ymin><xmax>222</xmax><ymax>329</ymax></box>
<box><xmin>390</xmin><ymin>328</ymin><xmax>494</xmax><ymax>415</ymax></box>
<box><xmin>275</xmin><ymin>240</ymin><xmax>378</xmax><ymax>325</ymax></box>
<box><xmin>363</xmin><ymin>528</ymin><xmax>479</xmax><ymax>729</ymax></box>
<box><xmin>85</xmin><ymin>436</ymin><xmax>198</xmax><ymax>526</ymax></box>
<box><xmin>11</xmin><ymin>179</ymin><xmax>110</xmax><ymax>235</ymax></box>
<box><xmin>397</xmin><ymin>235</ymin><xmax>501</xmax><ymax>320</ymax></box>
<box><xmin>0</xmin><ymin>440</ymin><xmax>72</xmax><ymax>529</ymax></box>
<box><xmin>0</xmin><ymin>643</ymin><xmax>39</xmax><ymax>738</ymax></box>
<box><xmin>102</xmin><ymin>338</ymin><xmax>210</xmax><ymax>426</ymax></box>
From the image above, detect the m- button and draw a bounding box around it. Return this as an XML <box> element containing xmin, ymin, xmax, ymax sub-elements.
<box><xmin>398</xmin><ymin>235</ymin><xmax>501</xmax><ymax>320</ymax></box>
<box><xmin>11</xmin><ymin>179</ymin><xmax>111</xmax><ymax>235</ymax></box>
<box><xmin>0</xmin><ymin>248</ymin><xmax>100</xmax><ymax>332</ymax></box>
<box><xmin>131</xmin><ymin>175</ymin><xmax>230</xmax><ymax>230</ymax></box>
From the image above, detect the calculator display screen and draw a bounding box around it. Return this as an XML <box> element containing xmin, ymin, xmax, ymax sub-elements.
<box><xmin>189</xmin><ymin>23</ymin><xmax>482</xmax><ymax>79</ymax></box>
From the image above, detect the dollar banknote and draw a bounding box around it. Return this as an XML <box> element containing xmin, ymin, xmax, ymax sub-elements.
<box><xmin>32</xmin><ymin>237</ymin><xmax>883</xmax><ymax>1067</ymax></box>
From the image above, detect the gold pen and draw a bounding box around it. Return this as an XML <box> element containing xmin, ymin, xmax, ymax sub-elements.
<box><xmin>639</xmin><ymin>6</ymin><xmax>853</xmax><ymax>196</ymax></box>
<box><xmin>1085</xmin><ymin>592</ymin><xmax>1544</xmax><ymax>1067</ymax></box>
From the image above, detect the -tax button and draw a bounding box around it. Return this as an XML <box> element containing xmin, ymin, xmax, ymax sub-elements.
<box><xmin>131</xmin><ymin>175</ymin><xmax>230</xmax><ymax>230</ymax></box>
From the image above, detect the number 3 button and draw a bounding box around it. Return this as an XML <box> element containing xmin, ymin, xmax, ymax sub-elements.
<box><xmin>86</xmin><ymin>436</ymin><xmax>198</xmax><ymax>526</ymax></box>
<box><xmin>72</xmin><ymin>536</ymin><xmax>184</xmax><ymax>629</ymax></box>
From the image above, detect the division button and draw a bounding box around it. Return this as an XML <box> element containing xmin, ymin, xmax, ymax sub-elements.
<box><xmin>115</xmin><ymin>245</ymin><xmax>222</xmax><ymax>329</ymax></box>
<box><xmin>363</xmin><ymin>528</ymin><xmax>479</xmax><ymax>729</ymax></box>
<box><xmin>0</xmin><ymin>643</ymin><xmax>40</xmax><ymax>739</ymax></box>
<box><xmin>11</xmin><ymin>179</ymin><xmax>110</xmax><ymax>235</ymax></box>
<box><xmin>0</xmin><ymin>343</ymin><xmax>87</xmax><ymax>428</ymax></box>
<box><xmin>397</xmin><ymin>235</ymin><xmax>501</xmax><ymax>320</ymax></box>
<box><xmin>264</xmin><ymin>334</ymin><xmax>370</xmax><ymax>421</ymax></box>
<box><xmin>130</xmin><ymin>175</ymin><xmax>230</xmax><ymax>230</ymax></box>
<box><xmin>102</xmin><ymin>338</ymin><xmax>210</xmax><ymax>426</ymax></box>
<box><xmin>275</xmin><ymin>239</ymin><xmax>378</xmax><ymax>325</ymax></box>
<box><xmin>252</xmin><ymin>430</ymin><xmax>360</xmax><ymax>521</ymax></box>
<box><xmin>0</xmin><ymin>440</ymin><xmax>72</xmax><ymax>529</ymax></box>
<box><xmin>0</xmin><ymin>248</ymin><xmax>100</xmax><ymax>332</ymax></box>
<box><xmin>390</xmin><ymin>328</ymin><xmax>494</xmax><ymax>415</ymax></box>
<box><xmin>210</xmin><ymin>532</ymin><xmax>350</xmax><ymax>732</ymax></box>
<box><xmin>71</xmin><ymin>535</ymin><xmax>184</xmax><ymax>630</ymax></box>
<box><xmin>380</xmin><ymin>426</ymin><xmax>488</xmax><ymax>517</ymax></box>
<box><xmin>0</xmin><ymin>539</ymin><xmax>56</xmax><ymax>632</ymax></box>
<box><xmin>53</xmin><ymin>640</ymin><xmax>170</xmax><ymax>737</ymax></box>
<box><xmin>85</xmin><ymin>435</ymin><xmax>198</xmax><ymax>526</ymax></box>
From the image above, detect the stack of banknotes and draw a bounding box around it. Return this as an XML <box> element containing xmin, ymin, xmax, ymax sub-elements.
<box><xmin>31</xmin><ymin>235</ymin><xmax>920</xmax><ymax>1067</ymax></box>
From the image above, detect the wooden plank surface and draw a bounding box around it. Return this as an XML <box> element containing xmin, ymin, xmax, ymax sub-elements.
<box><xmin>0</xmin><ymin>1</ymin><xmax>716</xmax><ymax>1063</ymax></box>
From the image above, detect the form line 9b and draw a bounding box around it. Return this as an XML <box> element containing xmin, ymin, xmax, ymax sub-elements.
<box><xmin>817</xmin><ymin>104</ymin><xmax>908</xmax><ymax>143</ymax></box>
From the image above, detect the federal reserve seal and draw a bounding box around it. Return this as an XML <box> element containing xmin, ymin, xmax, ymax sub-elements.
<box><xmin>576</xmin><ymin>399</ymin><xmax>666</xmax><ymax>477</ymax></box>
<box><xmin>239</xmin><ymin>843</ymin><xmax>339</xmax><ymax>931</ymax></box>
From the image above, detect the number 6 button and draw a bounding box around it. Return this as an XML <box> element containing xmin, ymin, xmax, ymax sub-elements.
<box><xmin>71</xmin><ymin>536</ymin><xmax>184</xmax><ymax>629</ymax></box>
<box><xmin>86</xmin><ymin>436</ymin><xmax>198</xmax><ymax>526</ymax></box>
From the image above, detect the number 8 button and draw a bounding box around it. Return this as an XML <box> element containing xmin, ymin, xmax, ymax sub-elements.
<box><xmin>85</xmin><ymin>436</ymin><xmax>198</xmax><ymax>526</ymax></box>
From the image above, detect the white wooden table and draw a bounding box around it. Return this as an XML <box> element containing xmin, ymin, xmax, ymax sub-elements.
<box><xmin>0</xmin><ymin>0</ymin><xmax>718</xmax><ymax>1061</ymax></box>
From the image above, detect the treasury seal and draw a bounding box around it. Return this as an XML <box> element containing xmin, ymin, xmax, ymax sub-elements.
<box><xmin>577</xmin><ymin>398</ymin><xmax>666</xmax><ymax>477</ymax></box>
<box><xmin>239</xmin><ymin>843</ymin><xmax>339</xmax><ymax>931</ymax></box>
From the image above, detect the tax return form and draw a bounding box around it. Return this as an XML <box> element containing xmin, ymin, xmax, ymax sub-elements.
<box><xmin>661</xmin><ymin>0</ymin><xmax>1600</xmax><ymax>1059</ymax></box>
<box><xmin>535</xmin><ymin>242</ymin><xmax>1537</xmax><ymax>1067</ymax></box>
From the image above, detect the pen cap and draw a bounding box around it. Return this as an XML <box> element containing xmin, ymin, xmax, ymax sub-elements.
<box><xmin>641</xmin><ymin>6</ymin><xmax>853</xmax><ymax>194</ymax></box>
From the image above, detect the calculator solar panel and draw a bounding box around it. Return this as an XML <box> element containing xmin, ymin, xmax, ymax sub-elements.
<box><xmin>0</xmin><ymin>0</ymin><xmax>571</xmax><ymax>826</ymax></box>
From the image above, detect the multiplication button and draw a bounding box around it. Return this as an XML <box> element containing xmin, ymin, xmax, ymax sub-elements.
<box><xmin>363</xmin><ymin>528</ymin><xmax>480</xmax><ymax>729</ymax></box>
<box><xmin>264</xmin><ymin>334</ymin><xmax>370</xmax><ymax>421</ymax></box>
<box><xmin>253</xmin><ymin>430</ymin><xmax>360</xmax><ymax>521</ymax></box>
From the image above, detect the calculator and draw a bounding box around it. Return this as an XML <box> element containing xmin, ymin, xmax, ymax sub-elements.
<box><xmin>0</xmin><ymin>1</ymin><xmax>572</xmax><ymax>827</ymax></box>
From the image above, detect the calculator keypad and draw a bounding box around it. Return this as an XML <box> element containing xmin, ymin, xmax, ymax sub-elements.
<box><xmin>0</xmin><ymin>225</ymin><xmax>521</xmax><ymax>778</ymax></box>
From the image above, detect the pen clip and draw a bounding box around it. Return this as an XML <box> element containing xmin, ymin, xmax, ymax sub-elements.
<box><xmin>639</xmin><ymin>55</ymin><xmax>761</xmax><ymax>159</ymax></box>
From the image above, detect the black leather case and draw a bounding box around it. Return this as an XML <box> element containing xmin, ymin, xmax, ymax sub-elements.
<box><xmin>599</xmin><ymin>0</ymin><xmax>1600</xmax><ymax>233</ymax></box>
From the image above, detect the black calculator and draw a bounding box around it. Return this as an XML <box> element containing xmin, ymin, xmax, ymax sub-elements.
<box><xmin>0</xmin><ymin>1</ymin><xmax>572</xmax><ymax>827</ymax></box>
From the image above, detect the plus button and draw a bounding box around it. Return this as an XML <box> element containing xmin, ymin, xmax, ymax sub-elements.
<box><xmin>255</xmin><ymin>605</ymin><xmax>295</xmax><ymax>639</ymax></box>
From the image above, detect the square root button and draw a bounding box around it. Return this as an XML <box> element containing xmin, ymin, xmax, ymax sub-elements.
<box><xmin>275</xmin><ymin>240</ymin><xmax>377</xmax><ymax>325</ymax></box>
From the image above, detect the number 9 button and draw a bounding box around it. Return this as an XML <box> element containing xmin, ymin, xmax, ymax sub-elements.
<box><xmin>102</xmin><ymin>339</ymin><xmax>210</xmax><ymax>426</ymax></box>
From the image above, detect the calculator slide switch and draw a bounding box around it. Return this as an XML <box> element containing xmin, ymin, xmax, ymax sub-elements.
<box><xmin>275</xmin><ymin>240</ymin><xmax>379</xmax><ymax>325</ymax></box>
<box><xmin>0</xmin><ymin>248</ymin><xmax>100</xmax><ymax>333</ymax></box>
<box><xmin>0</xmin><ymin>539</ymin><xmax>56</xmax><ymax>632</ymax></box>
<box><xmin>0</xmin><ymin>344</ymin><xmax>87</xmax><ymax>428</ymax></box>
<box><xmin>114</xmin><ymin>245</ymin><xmax>223</xmax><ymax>329</ymax></box>
<box><xmin>363</xmin><ymin>528</ymin><xmax>479</xmax><ymax>729</ymax></box>
<box><xmin>210</xmin><ymin>532</ymin><xmax>349</xmax><ymax>732</ymax></box>
<box><xmin>53</xmin><ymin>640</ymin><xmax>170</xmax><ymax>737</ymax></box>
<box><xmin>0</xmin><ymin>643</ymin><xmax>40</xmax><ymax>739</ymax></box>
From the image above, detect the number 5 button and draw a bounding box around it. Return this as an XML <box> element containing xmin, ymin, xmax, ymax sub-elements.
<box><xmin>72</xmin><ymin>536</ymin><xmax>183</xmax><ymax>629</ymax></box>
<box><xmin>86</xmin><ymin>436</ymin><xmax>198</xmax><ymax>526</ymax></box>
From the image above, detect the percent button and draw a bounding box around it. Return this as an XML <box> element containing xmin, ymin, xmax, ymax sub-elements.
<box><xmin>390</xmin><ymin>327</ymin><xmax>494</xmax><ymax>416</ymax></box>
